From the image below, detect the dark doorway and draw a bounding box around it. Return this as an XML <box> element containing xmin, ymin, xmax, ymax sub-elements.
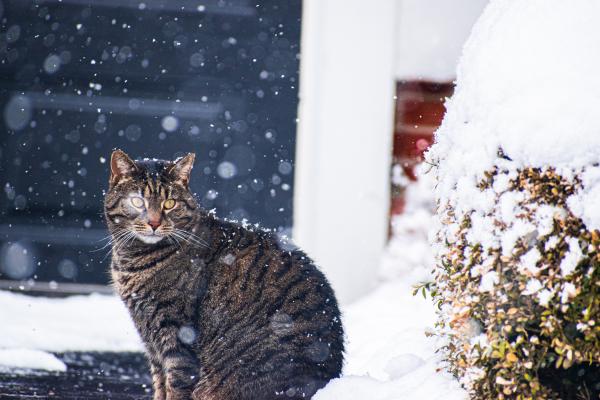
<box><xmin>0</xmin><ymin>0</ymin><xmax>302</xmax><ymax>289</ymax></box>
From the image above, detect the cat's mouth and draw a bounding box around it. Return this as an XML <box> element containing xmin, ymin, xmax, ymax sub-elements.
<box><xmin>136</xmin><ymin>232</ymin><xmax>165</xmax><ymax>244</ymax></box>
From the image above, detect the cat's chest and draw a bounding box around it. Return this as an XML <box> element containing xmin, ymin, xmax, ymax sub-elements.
<box><xmin>114</xmin><ymin>260</ymin><xmax>203</xmax><ymax>318</ymax></box>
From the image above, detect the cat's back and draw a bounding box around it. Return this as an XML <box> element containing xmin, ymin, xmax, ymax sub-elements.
<box><xmin>196</xmin><ymin>219</ymin><xmax>344</xmax><ymax>400</ymax></box>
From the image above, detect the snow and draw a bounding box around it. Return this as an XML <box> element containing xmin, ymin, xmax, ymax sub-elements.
<box><xmin>567</xmin><ymin>166</ymin><xmax>600</xmax><ymax>231</ymax></box>
<box><xmin>478</xmin><ymin>271</ymin><xmax>498</xmax><ymax>293</ymax></box>
<box><xmin>395</xmin><ymin>0</ymin><xmax>488</xmax><ymax>81</ymax></box>
<box><xmin>0</xmin><ymin>280</ymin><xmax>465</xmax><ymax>399</ymax></box>
<box><xmin>0</xmin><ymin>281</ymin><xmax>465</xmax><ymax>398</ymax></box>
<box><xmin>522</xmin><ymin>279</ymin><xmax>543</xmax><ymax>296</ymax></box>
<box><xmin>316</xmin><ymin>166</ymin><xmax>466</xmax><ymax>399</ymax></box>
<box><xmin>0</xmin><ymin>349</ymin><xmax>66</xmax><ymax>373</ymax></box>
<box><xmin>519</xmin><ymin>248</ymin><xmax>542</xmax><ymax>276</ymax></box>
<box><xmin>560</xmin><ymin>238</ymin><xmax>583</xmax><ymax>277</ymax></box>
<box><xmin>435</xmin><ymin>0</ymin><xmax>600</xmax><ymax>173</ymax></box>
<box><xmin>428</xmin><ymin>0</ymin><xmax>600</xmax><ymax>280</ymax></box>
<box><xmin>537</xmin><ymin>289</ymin><xmax>554</xmax><ymax>307</ymax></box>
<box><xmin>560</xmin><ymin>282</ymin><xmax>578</xmax><ymax>304</ymax></box>
<box><xmin>0</xmin><ymin>291</ymin><xmax>142</xmax><ymax>354</ymax></box>
<box><xmin>315</xmin><ymin>280</ymin><xmax>465</xmax><ymax>400</ymax></box>
<box><xmin>380</xmin><ymin>165</ymin><xmax>435</xmax><ymax>283</ymax></box>
<box><xmin>429</xmin><ymin>0</ymin><xmax>600</xmax><ymax>296</ymax></box>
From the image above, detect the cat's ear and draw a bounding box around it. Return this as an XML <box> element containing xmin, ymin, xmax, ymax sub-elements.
<box><xmin>110</xmin><ymin>149</ymin><xmax>137</xmax><ymax>186</ymax></box>
<box><xmin>169</xmin><ymin>153</ymin><xmax>195</xmax><ymax>187</ymax></box>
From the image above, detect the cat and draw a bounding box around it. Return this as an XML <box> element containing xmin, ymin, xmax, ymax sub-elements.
<box><xmin>104</xmin><ymin>150</ymin><xmax>344</xmax><ymax>400</ymax></box>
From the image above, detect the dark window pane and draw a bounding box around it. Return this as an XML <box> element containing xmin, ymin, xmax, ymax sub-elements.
<box><xmin>0</xmin><ymin>0</ymin><xmax>301</xmax><ymax>287</ymax></box>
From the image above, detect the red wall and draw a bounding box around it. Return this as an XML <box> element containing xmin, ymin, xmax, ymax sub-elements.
<box><xmin>390</xmin><ymin>81</ymin><xmax>454</xmax><ymax>216</ymax></box>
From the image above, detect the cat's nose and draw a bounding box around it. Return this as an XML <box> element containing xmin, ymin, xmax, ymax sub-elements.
<box><xmin>148</xmin><ymin>219</ymin><xmax>161</xmax><ymax>231</ymax></box>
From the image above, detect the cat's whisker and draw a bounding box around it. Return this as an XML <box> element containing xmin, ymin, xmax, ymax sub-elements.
<box><xmin>100</xmin><ymin>228</ymin><xmax>126</xmax><ymax>241</ymax></box>
<box><xmin>97</xmin><ymin>226</ymin><xmax>123</xmax><ymax>239</ymax></box>
<box><xmin>93</xmin><ymin>241</ymin><xmax>114</xmax><ymax>253</ymax></box>
<box><xmin>119</xmin><ymin>232</ymin><xmax>138</xmax><ymax>252</ymax></box>
<box><xmin>173</xmin><ymin>228</ymin><xmax>209</xmax><ymax>248</ymax></box>
<box><xmin>170</xmin><ymin>230</ymin><xmax>202</xmax><ymax>249</ymax></box>
<box><xmin>96</xmin><ymin>234</ymin><xmax>113</xmax><ymax>243</ymax></box>
<box><xmin>111</xmin><ymin>236</ymin><xmax>134</xmax><ymax>259</ymax></box>
<box><xmin>104</xmin><ymin>231</ymin><xmax>136</xmax><ymax>260</ymax></box>
<box><xmin>93</xmin><ymin>229</ymin><xmax>130</xmax><ymax>253</ymax></box>
<box><xmin>167</xmin><ymin>234</ymin><xmax>184</xmax><ymax>251</ymax></box>
<box><xmin>168</xmin><ymin>231</ymin><xmax>191</xmax><ymax>248</ymax></box>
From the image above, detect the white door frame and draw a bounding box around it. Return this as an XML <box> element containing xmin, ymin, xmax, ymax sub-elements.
<box><xmin>293</xmin><ymin>0</ymin><xmax>397</xmax><ymax>304</ymax></box>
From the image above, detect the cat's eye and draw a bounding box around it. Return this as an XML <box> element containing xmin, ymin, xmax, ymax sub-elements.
<box><xmin>130</xmin><ymin>197</ymin><xmax>145</xmax><ymax>208</ymax></box>
<box><xmin>163</xmin><ymin>199</ymin><xmax>176</xmax><ymax>210</ymax></box>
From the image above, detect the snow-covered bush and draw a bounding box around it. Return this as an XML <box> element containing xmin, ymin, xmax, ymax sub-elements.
<box><xmin>428</xmin><ymin>0</ymin><xmax>600</xmax><ymax>398</ymax></box>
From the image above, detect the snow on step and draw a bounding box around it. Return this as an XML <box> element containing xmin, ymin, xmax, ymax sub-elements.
<box><xmin>0</xmin><ymin>349</ymin><xmax>66</xmax><ymax>372</ymax></box>
<box><xmin>0</xmin><ymin>291</ymin><xmax>142</xmax><ymax>353</ymax></box>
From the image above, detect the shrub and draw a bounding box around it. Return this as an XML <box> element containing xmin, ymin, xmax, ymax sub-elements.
<box><xmin>429</xmin><ymin>155</ymin><xmax>600</xmax><ymax>399</ymax></box>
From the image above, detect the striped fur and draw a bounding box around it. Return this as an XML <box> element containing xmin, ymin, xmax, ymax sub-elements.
<box><xmin>104</xmin><ymin>150</ymin><xmax>344</xmax><ymax>400</ymax></box>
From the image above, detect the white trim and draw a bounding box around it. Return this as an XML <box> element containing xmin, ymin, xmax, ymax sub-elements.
<box><xmin>294</xmin><ymin>0</ymin><xmax>397</xmax><ymax>304</ymax></box>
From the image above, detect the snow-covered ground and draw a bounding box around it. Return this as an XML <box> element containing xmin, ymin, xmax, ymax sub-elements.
<box><xmin>0</xmin><ymin>349</ymin><xmax>67</xmax><ymax>373</ymax></box>
<box><xmin>315</xmin><ymin>168</ymin><xmax>464</xmax><ymax>400</ymax></box>
<box><xmin>0</xmin><ymin>291</ymin><xmax>142</xmax><ymax>372</ymax></box>
<box><xmin>0</xmin><ymin>291</ymin><xmax>142</xmax><ymax>354</ymax></box>
<box><xmin>0</xmin><ymin>280</ymin><xmax>464</xmax><ymax>399</ymax></box>
<box><xmin>316</xmin><ymin>279</ymin><xmax>465</xmax><ymax>400</ymax></box>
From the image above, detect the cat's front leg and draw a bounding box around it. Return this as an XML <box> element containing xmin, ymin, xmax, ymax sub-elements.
<box><xmin>163</xmin><ymin>352</ymin><xmax>200</xmax><ymax>400</ymax></box>
<box><xmin>150</xmin><ymin>361</ymin><xmax>167</xmax><ymax>400</ymax></box>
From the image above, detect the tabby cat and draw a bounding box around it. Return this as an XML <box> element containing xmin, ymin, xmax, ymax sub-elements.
<box><xmin>104</xmin><ymin>150</ymin><xmax>344</xmax><ymax>400</ymax></box>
